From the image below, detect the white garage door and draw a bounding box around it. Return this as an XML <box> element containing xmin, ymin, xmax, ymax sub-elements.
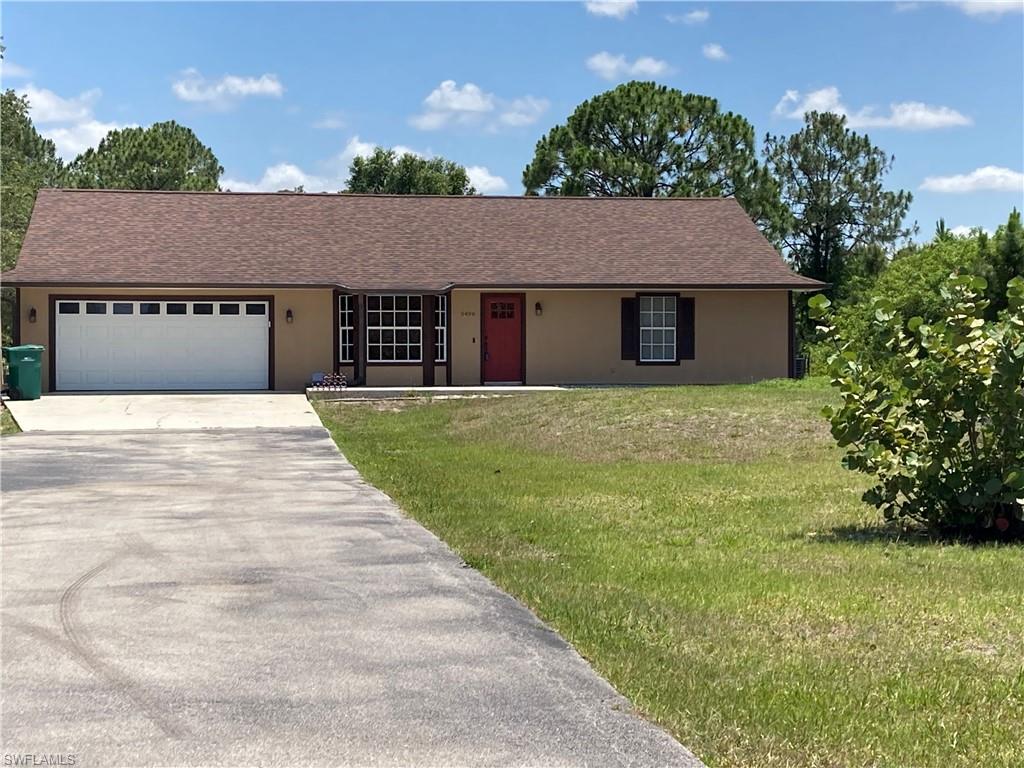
<box><xmin>55</xmin><ymin>299</ymin><xmax>270</xmax><ymax>391</ymax></box>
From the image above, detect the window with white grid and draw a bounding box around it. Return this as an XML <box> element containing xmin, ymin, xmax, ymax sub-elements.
<box><xmin>366</xmin><ymin>295</ymin><xmax>422</xmax><ymax>362</ymax></box>
<box><xmin>338</xmin><ymin>294</ymin><xmax>355</xmax><ymax>363</ymax></box>
<box><xmin>434</xmin><ymin>295</ymin><xmax>448</xmax><ymax>363</ymax></box>
<box><xmin>639</xmin><ymin>295</ymin><xmax>676</xmax><ymax>362</ymax></box>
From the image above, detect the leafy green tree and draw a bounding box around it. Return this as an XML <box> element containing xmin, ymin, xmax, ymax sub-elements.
<box><xmin>1</xmin><ymin>89</ymin><xmax>65</xmax><ymax>343</ymax></box>
<box><xmin>67</xmin><ymin>121</ymin><xmax>222</xmax><ymax>190</ymax></box>
<box><xmin>764</xmin><ymin>112</ymin><xmax>914</xmax><ymax>288</ymax></box>
<box><xmin>521</xmin><ymin>81</ymin><xmax>785</xmax><ymax>237</ymax></box>
<box><xmin>1</xmin><ymin>90</ymin><xmax>64</xmax><ymax>272</ymax></box>
<box><xmin>805</xmin><ymin>234</ymin><xmax>984</xmax><ymax>372</ymax></box>
<box><xmin>979</xmin><ymin>209</ymin><xmax>1024</xmax><ymax>315</ymax></box>
<box><xmin>347</xmin><ymin>148</ymin><xmax>475</xmax><ymax>195</ymax></box>
<box><xmin>810</xmin><ymin>276</ymin><xmax>1024</xmax><ymax>537</ymax></box>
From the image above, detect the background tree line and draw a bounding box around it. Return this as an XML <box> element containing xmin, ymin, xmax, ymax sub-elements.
<box><xmin>3</xmin><ymin>80</ymin><xmax>1021</xmax><ymax>353</ymax></box>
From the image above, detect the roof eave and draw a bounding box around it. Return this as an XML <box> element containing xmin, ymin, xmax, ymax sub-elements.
<box><xmin>2</xmin><ymin>276</ymin><xmax>830</xmax><ymax>292</ymax></box>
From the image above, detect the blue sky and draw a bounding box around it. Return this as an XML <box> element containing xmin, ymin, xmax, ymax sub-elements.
<box><xmin>3</xmin><ymin>1</ymin><xmax>1022</xmax><ymax>236</ymax></box>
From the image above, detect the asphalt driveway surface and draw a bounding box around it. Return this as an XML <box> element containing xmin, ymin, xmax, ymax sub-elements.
<box><xmin>1</xmin><ymin>426</ymin><xmax>702</xmax><ymax>767</ymax></box>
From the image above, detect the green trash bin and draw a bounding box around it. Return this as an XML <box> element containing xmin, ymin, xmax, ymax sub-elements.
<box><xmin>2</xmin><ymin>344</ymin><xmax>44</xmax><ymax>400</ymax></box>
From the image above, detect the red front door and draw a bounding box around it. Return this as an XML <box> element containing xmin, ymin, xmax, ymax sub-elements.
<box><xmin>482</xmin><ymin>294</ymin><xmax>524</xmax><ymax>383</ymax></box>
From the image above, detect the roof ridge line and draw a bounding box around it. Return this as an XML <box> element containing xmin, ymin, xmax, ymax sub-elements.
<box><xmin>42</xmin><ymin>187</ymin><xmax>740</xmax><ymax>202</ymax></box>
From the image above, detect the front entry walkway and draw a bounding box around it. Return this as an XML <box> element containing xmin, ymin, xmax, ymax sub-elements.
<box><xmin>4</xmin><ymin>393</ymin><xmax>321</xmax><ymax>431</ymax></box>
<box><xmin>0</xmin><ymin>426</ymin><xmax>703</xmax><ymax>767</ymax></box>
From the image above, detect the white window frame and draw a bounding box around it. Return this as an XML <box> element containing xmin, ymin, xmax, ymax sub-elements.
<box><xmin>338</xmin><ymin>294</ymin><xmax>355</xmax><ymax>363</ymax></box>
<box><xmin>366</xmin><ymin>294</ymin><xmax>422</xmax><ymax>363</ymax></box>
<box><xmin>434</xmin><ymin>295</ymin><xmax>448</xmax><ymax>363</ymax></box>
<box><xmin>639</xmin><ymin>295</ymin><xmax>677</xmax><ymax>363</ymax></box>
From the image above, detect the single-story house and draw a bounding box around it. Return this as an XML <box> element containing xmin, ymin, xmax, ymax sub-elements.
<box><xmin>3</xmin><ymin>188</ymin><xmax>824</xmax><ymax>392</ymax></box>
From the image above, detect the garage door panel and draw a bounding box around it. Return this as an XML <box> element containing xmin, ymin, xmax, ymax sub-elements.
<box><xmin>108</xmin><ymin>371</ymin><xmax>139</xmax><ymax>389</ymax></box>
<box><xmin>109</xmin><ymin>326</ymin><xmax>137</xmax><ymax>343</ymax></box>
<box><xmin>56</xmin><ymin>299</ymin><xmax>270</xmax><ymax>391</ymax></box>
<box><xmin>84</xmin><ymin>369</ymin><xmax>115</xmax><ymax>388</ymax></box>
<box><xmin>58</xmin><ymin>370</ymin><xmax>85</xmax><ymax>389</ymax></box>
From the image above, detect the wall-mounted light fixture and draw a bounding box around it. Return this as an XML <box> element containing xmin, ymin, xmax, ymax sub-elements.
<box><xmin>286</xmin><ymin>309</ymin><xmax>294</xmax><ymax>324</ymax></box>
<box><xmin>534</xmin><ymin>302</ymin><xmax>543</xmax><ymax>316</ymax></box>
<box><xmin>28</xmin><ymin>307</ymin><xmax>37</xmax><ymax>324</ymax></box>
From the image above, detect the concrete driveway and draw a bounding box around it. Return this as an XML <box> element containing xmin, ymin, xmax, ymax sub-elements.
<box><xmin>4</xmin><ymin>393</ymin><xmax>322</xmax><ymax>431</ymax></box>
<box><xmin>0</xmin><ymin>424</ymin><xmax>702</xmax><ymax>767</ymax></box>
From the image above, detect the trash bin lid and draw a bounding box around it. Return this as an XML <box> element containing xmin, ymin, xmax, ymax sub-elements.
<box><xmin>2</xmin><ymin>344</ymin><xmax>45</xmax><ymax>352</ymax></box>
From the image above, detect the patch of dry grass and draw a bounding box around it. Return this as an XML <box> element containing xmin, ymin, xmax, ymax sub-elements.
<box><xmin>1</xmin><ymin>405</ymin><xmax>20</xmax><ymax>436</ymax></box>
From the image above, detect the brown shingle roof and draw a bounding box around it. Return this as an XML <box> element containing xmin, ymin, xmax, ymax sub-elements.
<box><xmin>3</xmin><ymin>188</ymin><xmax>824</xmax><ymax>291</ymax></box>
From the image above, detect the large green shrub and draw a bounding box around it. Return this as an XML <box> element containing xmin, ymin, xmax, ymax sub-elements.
<box><xmin>803</xmin><ymin>210</ymin><xmax>1023</xmax><ymax>375</ymax></box>
<box><xmin>809</xmin><ymin>275</ymin><xmax>1024</xmax><ymax>536</ymax></box>
<box><xmin>804</xmin><ymin>235</ymin><xmax>983</xmax><ymax>373</ymax></box>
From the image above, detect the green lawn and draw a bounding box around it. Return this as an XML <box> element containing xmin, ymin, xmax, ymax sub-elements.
<box><xmin>316</xmin><ymin>380</ymin><xmax>1024</xmax><ymax>768</ymax></box>
<box><xmin>1</xmin><ymin>406</ymin><xmax>20</xmax><ymax>436</ymax></box>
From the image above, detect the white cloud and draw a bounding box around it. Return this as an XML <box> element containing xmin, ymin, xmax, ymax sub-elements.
<box><xmin>411</xmin><ymin>80</ymin><xmax>548</xmax><ymax>131</ymax></box>
<box><xmin>950</xmin><ymin>1</ymin><xmax>1023</xmax><ymax>17</ymax></box>
<box><xmin>409</xmin><ymin>111</ymin><xmax>447</xmax><ymax>132</ymax></box>
<box><xmin>584</xmin><ymin>0</ymin><xmax>638</xmax><ymax>20</ymax></box>
<box><xmin>1</xmin><ymin>60</ymin><xmax>31</xmax><ymax>79</ymax></box>
<box><xmin>585</xmin><ymin>51</ymin><xmax>670</xmax><ymax>81</ymax></box>
<box><xmin>949</xmin><ymin>225</ymin><xmax>993</xmax><ymax>237</ymax></box>
<box><xmin>666</xmin><ymin>9</ymin><xmax>709</xmax><ymax>24</ymax></box>
<box><xmin>221</xmin><ymin>136</ymin><xmax>430</xmax><ymax>193</ymax></box>
<box><xmin>312</xmin><ymin>114</ymin><xmax>346</xmax><ymax>130</ymax></box>
<box><xmin>411</xmin><ymin>80</ymin><xmax>494</xmax><ymax>130</ymax></box>
<box><xmin>22</xmin><ymin>84</ymin><xmax>100</xmax><ymax>123</ymax></box>
<box><xmin>20</xmin><ymin>84</ymin><xmax>132</xmax><ymax>159</ymax></box>
<box><xmin>920</xmin><ymin>166</ymin><xmax>1024</xmax><ymax>193</ymax></box>
<box><xmin>774</xmin><ymin>86</ymin><xmax>843</xmax><ymax>117</ymax></box>
<box><xmin>221</xmin><ymin>163</ymin><xmax>327</xmax><ymax>193</ymax></box>
<box><xmin>466</xmin><ymin>166</ymin><xmax>509</xmax><ymax>194</ymax></box>
<box><xmin>894</xmin><ymin>1</ymin><xmax>1022</xmax><ymax>15</ymax></box>
<box><xmin>773</xmin><ymin>86</ymin><xmax>972</xmax><ymax>130</ymax></box>
<box><xmin>333</xmin><ymin>135</ymin><xmax>378</xmax><ymax>169</ymax></box>
<box><xmin>390</xmin><ymin>145</ymin><xmax>422</xmax><ymax>159</ymax></box>
<box><xmin>221</xmin><ymin>138</ymin><xmax>503</xmax><ymax>196</ymax></box>
<box><xmin>702</xmin><ymin>43</ymin><xmax>729</xmax><ymax>61</ymax></box>
<box><xmin>860</xmin><ymin>101</ymin><xmax>972</xmax><ymax>129</ymax></box>
<box><xmin>42</xmin><ymin>120</ymin><xmax>134</xmax><ymax>159</ymax></box>
<box><xmin>425</xmin><ymin>80</ymin><xmax>494</xmax><ymax>114</ymax></box>
<box><xmin>171</xmin><ymin>68</ymin><xmax>283</xmax><ymax>108</ymax></box>
<box><xmin>498</xmin><ymin>96</ymin><xmax>550</xmax><ymax>127</ymax></box>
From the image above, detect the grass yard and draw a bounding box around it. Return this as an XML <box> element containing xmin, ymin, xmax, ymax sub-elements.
<box><xmin>1</xmin><ymin>406</ymin><xmax>20</xmax><ymax>436</ymax></box>
<box><xmin>316</xmin><ymin>379</ymin><xmax>1024</xmax><ymax>768</ymax></box>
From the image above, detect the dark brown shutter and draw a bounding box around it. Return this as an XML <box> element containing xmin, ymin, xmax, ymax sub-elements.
<box><xmin>621</xmin><ymin>297</ymin><xmax>638</xmax><ymax>360</ymax></box>
<box><xmin>422</xmin><ymin>294</ymin><xmax>435</xmax><ymax>386</ymax></box>
<box><xmin>677</xmin><ymin>296</ymin><xmax>695</xmax><ymax>360</ymax></box>
<box><xmin>354</xmin><ymin>293</ymin><xmax>366</xmax><ymax>385</ymax></box>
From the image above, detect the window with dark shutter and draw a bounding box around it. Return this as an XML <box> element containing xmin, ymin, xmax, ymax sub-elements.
<box><xmin>639</xmin><ymin>295</ymin><xmax>677</xmax><ymax>362</ymax></box>
<box><xmin>677</xmin><ymin>296</ymin><xmax>695</xmax><ymax>360</ymax></box>
<box><xmin>621</xmin><ymin>297</ymin><xmax>637</xmax><ymax>360</ymax></box>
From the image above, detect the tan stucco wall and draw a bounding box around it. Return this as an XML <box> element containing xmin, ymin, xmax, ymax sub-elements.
<box><xmin>17</xmin><ymin>287</ymin><xmax>335</xmax><ymax>391</ymax></box>
<box><xmin>364</xmin><ymin>365</ymin><xmax>423</xmax><ymax>387</ymax></box>
<box><xmin>450</xmin><ymin>289</ymin><xmax>790</xmax><ymax>385</ymax></box>
<box><xmin>17</xmin><ymin>286</ymin><xmax>789</xmax><ymax>391</ymax></box>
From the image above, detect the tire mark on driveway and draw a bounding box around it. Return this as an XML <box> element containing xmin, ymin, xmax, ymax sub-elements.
<box><xmin>57</xmin><ymin>550</ymin><xmax>188</xmax><ymax>740</ymax></box>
